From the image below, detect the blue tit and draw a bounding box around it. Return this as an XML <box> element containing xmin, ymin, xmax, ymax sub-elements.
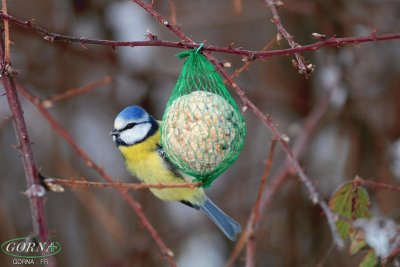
<box><xmin>110</xmin><ymin>105</ymin><xmax>241</xmax><ymax>241</ymax></box>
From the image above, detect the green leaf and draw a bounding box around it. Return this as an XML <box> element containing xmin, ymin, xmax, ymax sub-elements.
<box><xmin>354</xmin><ymin>186</ymin><xmax>370</xmax><ymax>218</ymax></box>
<box><xmin>359</xmin><ymin>250</ymin><xmax>378</xmax><ymax>267</ymax></box>
<box><xmin>329</xmin><ymin>181</ymin><xmax>371</xmax><ymax>240</ymax></box>
<box><xmin>349</xmin><ymin>230</ymin><xmax>367</xmax><ymax>255</ymax></box>
<box><xmin>329</xmin><ymin>182</ymin><xmax>353</xmax><ymax>239</ymax></box>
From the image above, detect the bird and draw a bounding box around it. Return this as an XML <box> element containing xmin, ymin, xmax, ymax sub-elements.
<box><xmin>110</xmin><ymin>105</ymin><xmax>241</xmax><ymax>241</ymax></box>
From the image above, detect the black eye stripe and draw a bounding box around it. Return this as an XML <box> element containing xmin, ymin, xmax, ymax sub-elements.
<box><xmin>123</xmin><ymin>123</ymin><xmax>137</xmax><ymax>131</ymax></box>
<box><xmin>121</xmin><ymin>122</ymin><xmax>144</xmax><ymax>132</ymax></box>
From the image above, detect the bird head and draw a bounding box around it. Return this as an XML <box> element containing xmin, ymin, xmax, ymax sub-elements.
<box><xmin>110</xmin><ymin>106</ymin><xmax>158</xmax><ymax>146</ymax></box>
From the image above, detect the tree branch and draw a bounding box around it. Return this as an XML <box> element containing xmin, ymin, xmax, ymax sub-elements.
<box><xmin>42</xmin><ymin>76</ymin><xmax>112</xmax><ymax>108</ymax></box>
<box><xmin>44</xmin><ymin>178</ymin><xmax>202</xmax><ymax>191</ymax></box>
<box><xmin>0</xmin><ymin>11</ymin><xmax>399</xmax><ymax>60</ymax></box>
<box><xmin>1</xmin><ymin>6</ymin><xmax>51</xmax><ymax>248</ymax></box>
<box><xmin>226</xmin><ymin>141</ymin><xmax>277</xmax><ymax>267</ymax></box>
<box><xmin>225</xmin><ymin>88</ymin><xmax>335</xmax><ymax>266</ymax></box>
<box><xmin>1</xmin><ymin>0</ymin><xmax>10</xmax><ymax>64</ymax></box>
<box><xmin>353</xmin><ymin>176</ymin><xmax>400</xmax><ymax>193</ymax></box>
<box><xmin>264</xmin><ymin>0</ymin><xmax>312</xmax><ymax>76</ymax></box>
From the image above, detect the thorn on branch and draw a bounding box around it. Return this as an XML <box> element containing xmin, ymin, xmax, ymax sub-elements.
<box><xmin>275</xmin><ymin>0</ymin><xmax>284</xmax><ymax>7</ymax></box>
<box><xmin>311</xmin><ymin>32</ymin><xmax>327</xmax><ymax>41</ymax></box>
<box><xmin>39</xmin><ymin>173</ymin><xmax>65</xmax><ymax>192</ymax></box>
<box><xmin>145</xmin><ymin>29</ymin><xmax>158</xmax><ymax>41</ymax></box>
<box><xmin>280</xmin><ymin>134</ymin><xmax>290</xmax><ymax>143</ymax></box>
<box><xmin>43</xmin><ymin>35</ymin><xmax>55</xmax><ymax>43</ymax></box>
<box><xmin>10</xmin><ymin>144</ymin><xmax>20</xmax><ymax>150</ymax></box>
<box><xmin>292</xmin><ymin>59</ymin><xmax>315</xmax><ymax>76</ymax></box>
<box><xmin>306</xmin><ymin>63</ymin><xmax>315</xmax><ymax>74</ymax></box>
<box><xmin>227</xmin><ymin>42</ymin><xmax>235</xmax><ymax>49</ymax></box>
<box><xmin>241</xmin><ymin>54</ymin><xmax>256</xmax><ymax>62</ymax></box>
<box><xmin>220</xmin><ymin>60</ymin><xmax>232</xmax><ymax>68</ymax></box>
<box><xmin>41</xmin><ymin>99</ymin><xmax>53</xmax><ymax>109</ymax></box>
<box><xmin>24</xmin><ymin>184</ymin><xmax>46</xmax><ymax>197</ymax></box>
<box><xmin>166</xmin><ymin>249</ymin><xmax>174</xmax><ymax>257</ymax></box>
<box><xmin>276</xmin><ymin>32</ymin><xmax>282</xmax><ymax>43</ymax></box>
<box><xmin>3</xmin><ymin>64</ymin><xmax>18</xmax><ymax>77</ymax></box>
<box><xmin>43</xmin><ymin>178</ymin><xmax>65</xmax><ymax>193</ymax></box>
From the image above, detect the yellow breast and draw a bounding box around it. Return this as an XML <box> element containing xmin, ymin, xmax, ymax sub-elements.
<box><xmin>118</xmin><ymin>130</ymin><xmax>204</xmax><ymax>205</ymax></box>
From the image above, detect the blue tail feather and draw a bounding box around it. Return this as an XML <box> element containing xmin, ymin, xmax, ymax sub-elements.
<box><xmin>200</xmin><ymin>197</ymin><xmax>241</xmax><ymax>241</ymax></box>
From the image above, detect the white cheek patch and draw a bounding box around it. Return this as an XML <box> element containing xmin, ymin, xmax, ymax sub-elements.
<box><xmin>119</xmin><ymin>123</ymin><xmax>152</xmax><ymax>145</ymax></box>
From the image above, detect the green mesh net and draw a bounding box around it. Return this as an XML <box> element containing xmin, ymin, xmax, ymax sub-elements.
<box><xmin>161</xmin><ymin>49</ymin><xmax>246</xmax><ymax>188</ymax></box>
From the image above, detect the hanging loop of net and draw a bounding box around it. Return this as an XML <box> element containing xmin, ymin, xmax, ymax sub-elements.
<box><xmin>161</xmin><ymin>50</ymin><xmax>246</xmax><ymax>188</ymax></box>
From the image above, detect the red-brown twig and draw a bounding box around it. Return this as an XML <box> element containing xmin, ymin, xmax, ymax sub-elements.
<box><xmin>226</xmin><ymin>140</ymin><xmax>277</xmax><ymax>267</ymax></box>
<box><xmin>41</xmin><ymin>76</ymin><xmax>112</xmax><ymax>108</ymax></box>
<box><xmin>353</xmin><ymin>176</ymin><xmax>400</xmax><ymax>193</ymax></box>
<box><xmin>245</xmin><ymin>235</ymin><xmax>256</xmax><ymax>267</ymax></box>
<box><xmin>246</xmin><ymin>141</ymin><xmax>277</xmax><ymax>267</ymax></box>
<box><xmin>257</xmin><ymin>88</ymin><xmax>335</xmax><ymax>222</ymax></box>
<box><xmin>264</xmin><ymin>0</ymin><xmax>312</xmax><ymax>76</ymax></box>
<box><xmin>0</xmin><ymin>11</ymin><xmax>399</xmax><ymax>60</ymax></box>
<box><xmin>225</xmin><ymin>86</ymin><xmax>334</xmax><ymax>267</ymax></box>
<box><xmin>1</xmin><ymin>5</ymin><xmax>55</xmax><ymax>266</ymax></box>
<box><xmin>16</xmin><ymin>85</ymin><xmax>177</xmax><ymax>267</ymax></box>
<box><xmin>1</xmin><ymin>51</ymin><xmax>50</xmax><ymax>242</ymax></box>
<box><xmin>230</xmin><ymin>39</ymin><xmax>276</xmax><ymax>79</ymax></box>
<box><xmin>130</xmin><ymin>0</ymin><xmax>344</xmax><ymax>249</ymax></box>
<box><xmin>214</xmin><ymin>60</ymin><xmax>344</xmax><ymax>249</ymax></box>
<box><xmin>1</xmin><ymin>0</ymin><xmax>10</xmax><ymax>64</ymax></box>
<box><xmin>45</xmin><ymin>178</ymin><xmax>202</xmax><ymax>191</ymax></box>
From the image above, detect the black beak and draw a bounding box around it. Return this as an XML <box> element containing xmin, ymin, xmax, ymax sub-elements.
<box><xmin>109</xmin><ymin>129</ymin><xmax>120</xmax><ymax>136</ymax></box>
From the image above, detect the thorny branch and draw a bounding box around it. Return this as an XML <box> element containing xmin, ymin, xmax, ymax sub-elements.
<box><xmin>1</xmin><ymin>0</ymin><xmax>9</xmax><ymax>64</ymax></box>
<box><xmin>44</xmin><ymin>178</ymin><xmax>202</xmax><ymax>192</ymax></box>
<box><xmin>225</xmin><ymin>88</ymin><xmax>334</xmax><ymax>267</ymax></box>
<box><xmin>264</xmin><ymin>0</ymin><xmax>313</xmax><ymax>76</ymax></box>
<box><xmin>1</xmin><ymin>47</ymin><xmax>51</xmax><ymax>244</ymax></box>
<box><xmin>0</xmin><ymin>11</ymin><xmax>399</xmax><ymax>61</ymax></box>
<box><xmin>245</xmin><ymin>140</ymin><xmax>277</xmax><ymax>267</ymax></box>
<box><xmin>213</xmin><ymin>60</ymin><xmax>344</xmax><ymax>248</ymax></box>
<box><xmin>353</xmin><ymin>176</ymin><xmax>400</xmax><ymax>193</ymax></box>
<box><xmin>226</xmin><ymin>140</ymin><xmax>277</xmax><ymax>267</ymax></box>
<box><xmin>1</xmin><ymin>3</ymin><xmax>56</xmax><ymax>266</ymax></box>
<box><xmin>16</xmin><ymin>84</ymin><xmax>177</xmax><ymax>267</ymax></box>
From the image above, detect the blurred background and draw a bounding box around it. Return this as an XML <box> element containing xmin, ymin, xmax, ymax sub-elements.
<box><xmin>1</xmin><ymin>0</ymin><xmax>400</xmax><ymax>266</ymax></box>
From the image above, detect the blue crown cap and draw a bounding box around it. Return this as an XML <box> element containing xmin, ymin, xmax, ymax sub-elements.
<box><xmin>117</xmin><ymin>106</ymin><xmax>148</xmax><ymax>121</ymax></box>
